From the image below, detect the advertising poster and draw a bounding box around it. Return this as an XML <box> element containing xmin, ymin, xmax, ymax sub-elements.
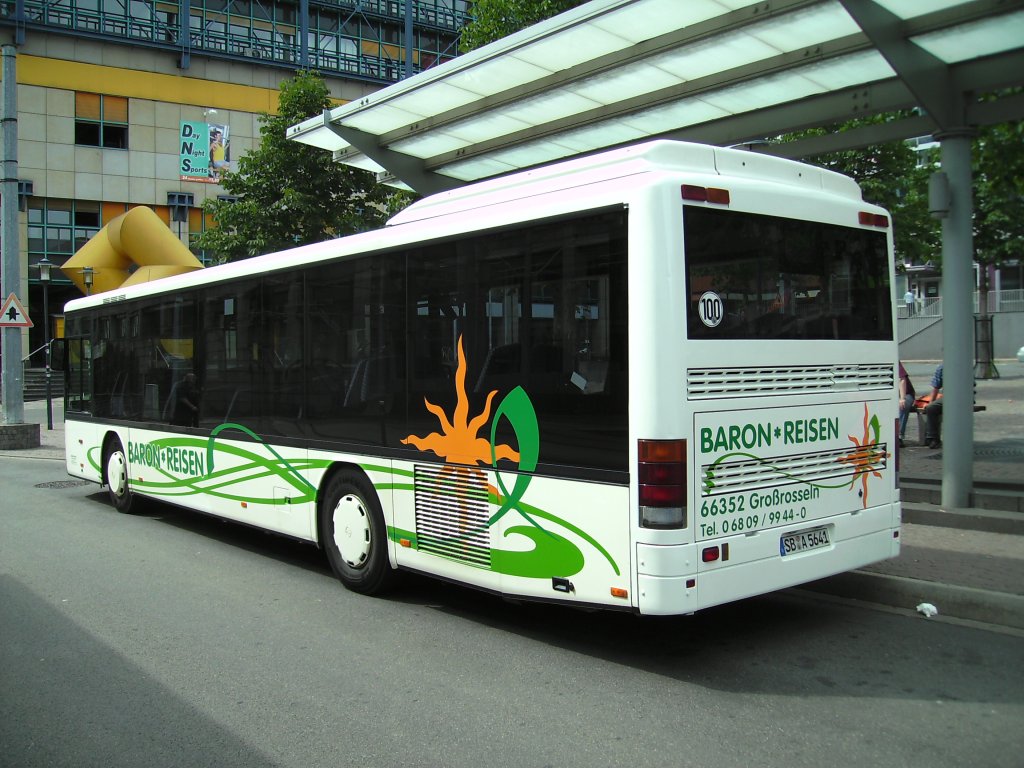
<box><xmin>179</xmin><ymin>121</ymin><xmax>231</xmax><ymax>183</ymax></box>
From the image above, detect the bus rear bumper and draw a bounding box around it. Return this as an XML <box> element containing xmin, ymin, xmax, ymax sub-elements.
<box><xmin>636</xmin><ymin>506</ymin><xmax>900</xmax><ymax>616</ymax></box>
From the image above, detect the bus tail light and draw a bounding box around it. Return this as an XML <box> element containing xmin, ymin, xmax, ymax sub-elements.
<box><xmin>638</xmin><ymin>439</ymin><xmax>687</xmax><ymax>529</ymax></box>
<box><xmin>682</xmin><ymin>185</ymin><xmax>730</xmax><ymax>204</ymax></box>
<box><xmin>859</xmin><ymin>211</ymin><xmax>889</xmax><ymax>228</ymax></box>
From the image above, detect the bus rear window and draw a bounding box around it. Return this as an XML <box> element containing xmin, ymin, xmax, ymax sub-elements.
<box><xmin>684</xmin><ymin>207</ymin><xmax>892</xmax><ymax>341</ymax></box>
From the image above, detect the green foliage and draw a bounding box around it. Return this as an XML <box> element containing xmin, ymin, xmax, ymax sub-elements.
<box><xmin>973</xmin><ymin>120</ymin><xmax>1024</xmax><ymax>267</ymax></box>
<box><xmin>194</xmin><ymin>70</ymin><xmax>410</xmax><ymax>263</ymax></box>
<box><xmin>783</xmin><ymin>111</ymin><xmax>1024</xmax><ymax>272</ymax></box>
<box><xmin>783</xmin><ymin>115</ymin><xmax>938</xmax><ymax>269</ymax></box>
<box><xmin>461</xmin><ymin>0</ymin><xmax>585</xmax><ymax>51</ymax></box>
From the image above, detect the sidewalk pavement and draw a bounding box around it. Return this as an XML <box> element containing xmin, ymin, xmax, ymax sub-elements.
<box><xmin>4</xmin><ymin>365</ymin><xmax>1024</xmax><ymax>629</ymax></box>
<box><xmin>804</xmin><ymin>359</ymin><xmax>1024</xmax><ymax>629</ymax></box>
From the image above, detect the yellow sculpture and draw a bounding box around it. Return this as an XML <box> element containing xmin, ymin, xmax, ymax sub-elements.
<box><xmin>61</xmin><ymin>206</ymin><xmax>204</xmax><ymax>294</ymax></box>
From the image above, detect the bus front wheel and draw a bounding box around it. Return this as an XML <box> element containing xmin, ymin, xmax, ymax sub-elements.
<box><xmin>104</xmin><ymin>437</ymin><xmax>137</xmax><ymax>514</ymax></box>
<box><xmin>320</xmin><ymin>470</ymin><xmax>397</xmax><ymax>595</ymax></box>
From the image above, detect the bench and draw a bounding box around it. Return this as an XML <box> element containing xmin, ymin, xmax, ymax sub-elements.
<box><xmin>911</xmin><ymin>402</ymin><xmax>986</xmax><ymax>446</ymax></box>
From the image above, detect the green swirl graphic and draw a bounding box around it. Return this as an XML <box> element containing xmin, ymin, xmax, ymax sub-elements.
<box><xmin>207</xmin><ymin>422</ymin><xmax>317</xmax><ymax>495</ymax></box>
<box><xmin>100</xmin><ymin>428</ymin><xmax>329</xmax><ymax>505</ymax></box>
<box><xmin>488</xmin><ymin>386</ymin><xmax>540</xmax><ymax>527</ymax></box>
<box><xmin>491</xmin><ymin>526</ymin><xmax>585</xmax><ymax>577</ymax></box>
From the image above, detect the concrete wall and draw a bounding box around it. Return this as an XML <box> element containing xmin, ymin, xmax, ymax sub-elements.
<box><xmin>898</xmin><ymin>312</ymin><xmax>1024</xmax><ymax>361</ymax></box>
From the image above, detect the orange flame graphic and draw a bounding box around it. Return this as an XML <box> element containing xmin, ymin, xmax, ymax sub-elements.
<box><xmin>838</xmin><ymin>404</ymin><xmax>888</xmax><ymax>508</ymax></box>
<box><xmin>402</xmin><ymin>336</ymin><xmax>520</xmax><ymax>467</ymax></box>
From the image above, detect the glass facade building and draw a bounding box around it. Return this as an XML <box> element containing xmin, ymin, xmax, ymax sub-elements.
<box><xmin>0</xmin><ymin>0</ymin><xmax>469</xmax><ymax>360</ymax></box>
<box><xmin>5</xmin><ymin>0</ymin><xmax>468</xmax><ymax>83</ymax></box>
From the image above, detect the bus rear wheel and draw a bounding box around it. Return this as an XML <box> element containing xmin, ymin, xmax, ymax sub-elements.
<box><xmin>104</xmin><ymin>437</ymin><xmax>137</xmax><ymax>514</ymax></box>
<box><xmin>320</xmin><ymin>470</ymin><xmax>397</xmax><ymax>595</ymax></box>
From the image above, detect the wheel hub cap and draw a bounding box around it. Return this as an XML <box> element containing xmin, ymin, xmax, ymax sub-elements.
<box><xmin>108</xmin><ymin>452</ymin><xmax>126</xmax><ymax>496</ymax></box>
<box><xmin>333</xmin><ymin>494</ymin><xmax>371</xmax><ymax>568</ymax></box>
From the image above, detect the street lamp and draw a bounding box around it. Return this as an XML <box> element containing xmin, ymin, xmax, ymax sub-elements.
<box><xmin>37</xmin><ymin>255</ymin><xmax>53</xmax><ymax>430</ymax></box>
<box><xmin>81</xmin><ymin>266</ymin><xmax>94</xmax><ymax>295</ymax></box>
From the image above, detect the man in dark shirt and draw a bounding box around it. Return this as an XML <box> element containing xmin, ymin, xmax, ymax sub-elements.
<box><xmin>172</xmin><ymin>372</ymin><xmax>201</xmax><ymax>427</ymax></box>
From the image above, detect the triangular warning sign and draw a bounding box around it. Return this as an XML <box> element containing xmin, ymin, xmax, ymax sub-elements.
<box><xmin>0</xmin><ymin>292</ymin><xmax>33</xmax><ymax>328</ymax></box>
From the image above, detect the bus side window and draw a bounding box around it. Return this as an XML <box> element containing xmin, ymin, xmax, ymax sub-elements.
<box><xmin>65</xmin><ymin>336</ymin><xmax>93</xmax><ymax>413</ymax></box>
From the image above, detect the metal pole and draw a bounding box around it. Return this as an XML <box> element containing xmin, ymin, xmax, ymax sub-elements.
<box><xmin>404</xmin><ymin>0</ymin><xmax>413</xmax><ymax>79</ymax></box>
<box><xmin>1</xmin><ymin>42</ymin><xmax>24</xmax><ymax>424</ymax></box>
<box><xmin>937</xmin><ymin>130</ymin><xmax>975</xmax><ymax>508</ymax></box>
<box><xmin>42</xmin><ymin>272</ymin><xmax>52</xmax><ymax>430</ymax></box>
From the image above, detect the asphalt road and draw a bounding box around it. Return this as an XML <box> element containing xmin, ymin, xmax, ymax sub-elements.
<box><xmin>2</xmin><ymin>457</ymin><xmax>1022</xmax><ymax>768</ymax></box>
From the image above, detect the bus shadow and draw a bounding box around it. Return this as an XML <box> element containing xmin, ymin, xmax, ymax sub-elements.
<box><xmin>84</xmin><ymin>491</ymin><xmax>331</xmax><ymax>577</ymax></box>
<box><xmin>82</xmin><ymin>491</ymin><xmax>1023</xmax><ymax>707</ymax></box>
<box><xmin>393</xmin><ymin>573</ymin><xmax>1024</xmax><ymax>706</ymax></box>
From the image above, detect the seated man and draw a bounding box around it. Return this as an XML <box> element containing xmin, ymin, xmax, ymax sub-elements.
<box><xmin>924</xmin><ymin>364</ymin><xmax>943</xmax><ymax>449</ymax></box>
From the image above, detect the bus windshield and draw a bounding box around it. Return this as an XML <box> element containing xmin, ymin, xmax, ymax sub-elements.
<box><xmin>685</xmin><ymin>206</ymin><xmax>892</xmax><ymax>341</ymax></box>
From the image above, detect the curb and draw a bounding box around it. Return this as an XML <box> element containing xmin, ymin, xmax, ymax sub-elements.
<box><xmin>798</xmin><ymin>570</ymin><xmax>1024</xmax><ymax>629</ymax></box>
<box><xmin>902</xmin><ymin>502</ymin><xmax>1024</xmax><ymax>535</ymax></box>
<box><xmin>901</xmin><ymin>478</ymin><xmax>1024</xmax><ymax>514</ymax></box>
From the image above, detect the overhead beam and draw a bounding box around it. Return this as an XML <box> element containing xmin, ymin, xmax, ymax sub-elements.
<box><xmin>838</xmin><ymin>0</ymin><xmax>958</xmax><ymax>128</ymax></box>
<box><xmin>320</xmin><ymin>113</ymin><xmax>461</xmax><ymax>195</ymax></box>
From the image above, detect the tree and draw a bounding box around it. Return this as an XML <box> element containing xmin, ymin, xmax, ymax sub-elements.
<box><xmin>970</xmin><ymin>117</ymin><xmax>1023</xmax><ymax>376</ymax></box>
<box><xmin>195</xmin><ymin>70</ymin><xmax>407</xmax><ymax>262</ymax></box>
<box><xmin>973</xmin><ymin>119</ymin><xmax>1024</xmax><ymax>271</ymax></box>
<box><xmin>781</xmin><ymin>116</ymin><xmax>939</xmax><ymax>271</ymax></box>
<box><xmin>461</xmin><ymin>0</ymin><xmax>585</xmax><ymax>51</ymax></box>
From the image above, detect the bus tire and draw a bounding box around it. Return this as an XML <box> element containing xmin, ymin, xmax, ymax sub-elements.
<box><xmin>319</xmin><ymin>470</ymin><xmax>397</xmax><ymax>595</ymax></box>
<box><xmin>104</xmin><ymin>436</ymin><xmax>137</xmax><ymax>514</ymax></box>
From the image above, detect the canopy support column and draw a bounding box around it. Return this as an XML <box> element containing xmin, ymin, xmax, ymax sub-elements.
<box><xmin>935</xmin><ymin>130</ymin><xmax>976</xmax><ymax>508</ymax></box>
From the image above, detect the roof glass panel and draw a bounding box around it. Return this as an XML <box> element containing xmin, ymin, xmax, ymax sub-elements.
<box><xmin>621</xmin><ymin>98</ymin><xmax>730</xmax><ymax>133</ymax></box>
<box><xmin>911</xmin><ymin>12</ymin><xmax>1024</xmax><ymax>63</ymax></box>
<box><xmin>797</xmin><ymin>51</ymin><xmax>894</xmax><ymax>91</ymax></box>
<box><xmin>447</xmin><ymin>55</ymin><xmax>553</xmax><ymax>93</ymax></box>
<box><xmin>387</xmin><ymin>82</ymin><xmax>483</xmax><ymax>116</ymax></box>
<box><xmin>514</xmin><ymin>24</ymin><xmax>629</xmax><ymax>70</ymax></box>
<box><xmin>436</xmin><ymin>156</ymin><xmax>519</xmax><ymax>181</ymax></box>
<box><xmin>389</xmin><ymin>132</ymin><xmax>472</xmax><ymax>159</ymax></box>
<box><xmin>572</xmin><ymin>61</ymin><xmax>684</xmax><ymax>106</ymax></box>
<box><xmin>553</xmin><ymin>120</ymin><xmax>653</xmax><ymax>153</ymax></box>
<box><xmin>589</xmin><ymin>0</ymin><xmax>728</xmax><ymax>44</ymax></box>
<box><xmin>482</xmin><ymin>139</ymin><xmax>578</xmax><ymax>169</ymax></box>
<box><xmin>344</xmin><ymin>104</ymin><xmax>423</xmax><ymax>133</ymax></box>
<box><xmin>874</xmin><ymin>0</ymin><xmax>972</xmax><ymax>19</ymax></box>
<box><xmin>749</xmin><ymin>4</ymin><xmax>860</xmax><ymax>50</ymax></box>
<box><xmin>443</xmin><ymin>112</ymin><xmax>536</xmax><ymax>144</ymax></box>
<box><xmin>500</xmin><ymin>89</ymin><xmax>604</xmax><ymax>126</ymax></box>
<box><xmin>649</xmin><ymin>31</ymin><xmax>780</xmax><ymax>81</ymax></box>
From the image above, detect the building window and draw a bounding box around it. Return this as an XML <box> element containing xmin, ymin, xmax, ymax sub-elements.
<box><xmin>28</xmin><ymin>199</ymin><xmax>102</xmax><ymax>282</ymax></box>
<box><xmin>75</xmin><ymin>93</ymin><xmax>129</xmax><ymax>149</ymax></box>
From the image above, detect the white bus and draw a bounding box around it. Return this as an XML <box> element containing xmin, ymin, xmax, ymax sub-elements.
<box><xmin>63</xmin><ymin>140</ymin><xmax>900</xmax><ymax>615</ymax></box>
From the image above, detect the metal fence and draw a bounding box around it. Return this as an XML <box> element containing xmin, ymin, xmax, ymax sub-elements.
<box><xmin>898</xmin><ymin>289</ymin><xmax>1024</xmax><ymax>319</ymax></box>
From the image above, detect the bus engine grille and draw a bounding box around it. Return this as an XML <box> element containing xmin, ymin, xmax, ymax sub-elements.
<box><xmin>687</xmin><ymin>364</ymin><xmax>893</xmax><ymax>399</ymax></box>
<box><xmin>700</xmin><ymin>444</ymin><xmax>889</xmax><ymax>497</ymax></box>
<box><xmin>413</xmin><ymin>465</ymin><xmax>492</xmax><ymax>568</ymax></box>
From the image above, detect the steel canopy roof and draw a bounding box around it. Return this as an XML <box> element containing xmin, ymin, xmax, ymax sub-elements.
<box><xmin>287</xmin><ymin>0</ymin><xmax>1024</xmax><ymax>194</ymax></box>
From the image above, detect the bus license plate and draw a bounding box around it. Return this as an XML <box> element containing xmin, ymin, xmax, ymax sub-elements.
<box><xmin>780</xmin><ymin>526</ymin><xmax>831</xmax><ymax>557</ymax></box>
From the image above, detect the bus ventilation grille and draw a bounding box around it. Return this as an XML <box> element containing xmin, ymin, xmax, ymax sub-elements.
<box><xmin>413</xmin><ymin>465</ymin><xmax>492</xmax><ymax>569</ymax></box>
<box><xmin>687</xmin><ymin>364</ymin><xmax>893</xmax><ymax>399</ymax></box>
<box><xmin>700</xmin><ymin>444</ymin><xmax>888</xmax><ymax>497</ymax></box>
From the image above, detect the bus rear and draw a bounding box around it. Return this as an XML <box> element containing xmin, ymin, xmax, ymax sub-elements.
<box><xmin>629</xmin><ymin>148</ymin><xmax>900</xmax><ymax>615</ymax></box>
